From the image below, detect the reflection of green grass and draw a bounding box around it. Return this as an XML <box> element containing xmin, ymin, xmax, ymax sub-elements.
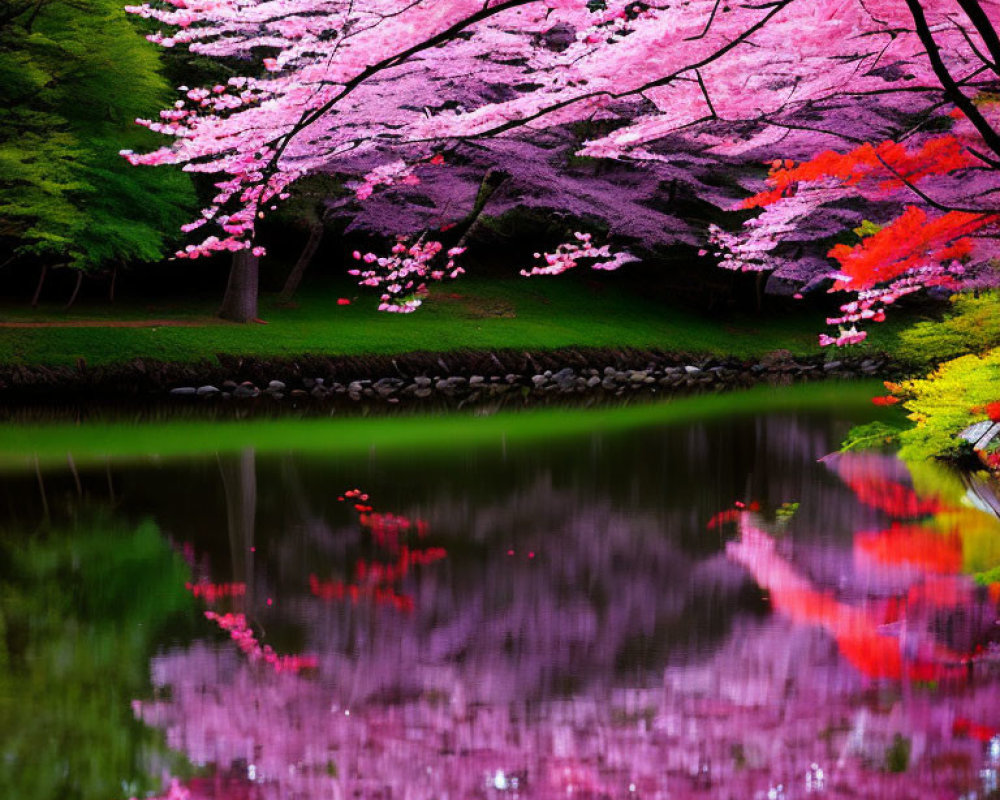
<box><xmin>0</xmin><ymin>516</ymin><xmax>196</xmax><ymax>800</ymax></box>
<box><xmin>0</xmin><ymin>381</ymin><xmax>885</xmax><ymax>472</ymax></box>
<box><xmin>0</xmin><ymin>278</ymin><xmax>907</xmax><ymax>366</ymax></box>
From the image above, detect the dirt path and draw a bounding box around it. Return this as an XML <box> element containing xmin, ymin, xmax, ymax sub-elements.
<box><xmin>0</xmin><ymin>320</ymin><xmax>211</xmax><ymax>328</ymax></box>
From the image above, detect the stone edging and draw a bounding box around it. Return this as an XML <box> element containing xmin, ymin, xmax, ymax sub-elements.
<box><xmin>0</xmin><ymin>347</ymin><xmax>903</xmax><ymax>408</ymax></box>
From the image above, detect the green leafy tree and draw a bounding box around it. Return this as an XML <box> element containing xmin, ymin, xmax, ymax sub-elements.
<box><xmin>0</xmin><ymin>0</ymin><xmax>194</xmax><ymax>298</ymax></box>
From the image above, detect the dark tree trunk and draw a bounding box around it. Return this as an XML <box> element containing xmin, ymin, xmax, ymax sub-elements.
<box><xmin>64</xmin><ymin>269</ymin><xmax>83</xmax><ymax>311</ymax></box>
<box><xmin>108</xmin><ymin>265</ymin><xmax>117</xmax><ymax>302</ymax></box>
<box><xmin>219</xmin><ymin>449</ymin><xmax>257</xmax><ymax>611</ymax></box>
<box><xmin>454</xmin><ymin>168</ymin><xmax>509</xmax><ymax>251</ymax></box>
<box><xmin>219</xmin><ymin>250</ymin><xmax>259</xmax><ymax>322</ymax></box>
<box><xmin>278</xmin><ymin>221</ymin><xmax>324</xmax><ymax>304</ymax></box>
<box><xmin>30</xmin><ymin>264</ymin><xmax>47</xmax><ymax>307</ymax></box>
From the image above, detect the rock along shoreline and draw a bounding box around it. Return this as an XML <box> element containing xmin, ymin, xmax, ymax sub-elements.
<box><xmin>0</xmin><ymin>346</ymin><xmax>903</xmax><ymax>411</ymax></box>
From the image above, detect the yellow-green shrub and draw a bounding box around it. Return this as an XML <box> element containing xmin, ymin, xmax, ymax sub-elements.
<box><xmin>893</xmin><ymin>346</ymin><xmax>1000</xmax><ymax>463</ymax></box>
<box><xmin>896</xmin><ymin>291</ymin><xmax>1000</xmax><ymax>365</ymax></box>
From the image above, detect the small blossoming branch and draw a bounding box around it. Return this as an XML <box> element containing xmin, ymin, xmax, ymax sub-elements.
<box><xmin>520</xmin><ymin>232</ymin><xmax>638</xmax><ymax>277</ymax></box>
<box><xmin>350</xmin><ymin>235</ymin><xmax>464</xmax><ymax>313</ymax></box>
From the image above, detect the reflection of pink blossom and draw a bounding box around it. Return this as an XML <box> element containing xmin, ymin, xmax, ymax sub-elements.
<box><xmin>204</xmin><ymin>611</ymin><xmax>317</xmax><ymax>674</ymax></box>
<box><xmin>725</xmin><ymin>453</ymin><xmax>989</xmax><ymax>684</ymax></box>
<box><xmin>129</xmin><ymin>777</ymin><xmax>190</xmax><ymax>800</ymax></box>
<box><xmin>133</xmin><ymin>458</ymin><xmax>1000</xmax><ymax>800</ymax></box>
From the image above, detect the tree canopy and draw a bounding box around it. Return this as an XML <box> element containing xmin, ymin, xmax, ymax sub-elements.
<box><xmin>0</xmin><ymin>0</ymin><xmax>194</xmax><ymax>275</ymax></box>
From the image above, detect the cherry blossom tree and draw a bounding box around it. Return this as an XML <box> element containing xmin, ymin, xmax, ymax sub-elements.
<box><xmin>124</xmin><ymin>0</ymin><xmax>1000</xmax><ymax>320</ymax></box>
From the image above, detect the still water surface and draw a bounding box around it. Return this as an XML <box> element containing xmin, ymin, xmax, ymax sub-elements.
<box><xmin>3</xmin><ymin>396</ymin><xmax>1000</xmax><ymax>800</ymax></box>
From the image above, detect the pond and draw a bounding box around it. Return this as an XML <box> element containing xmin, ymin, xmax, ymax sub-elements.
<box><xmin>2</xmin><ymin>383</ymin><xmax>1000</xmax><ymax>800</ymax></box>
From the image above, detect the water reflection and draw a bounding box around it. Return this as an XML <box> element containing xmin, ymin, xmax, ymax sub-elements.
<box><xmin>3</xmin><ymin>410</ymin><xmax>1000</xmax><ymax>799</ymax></box>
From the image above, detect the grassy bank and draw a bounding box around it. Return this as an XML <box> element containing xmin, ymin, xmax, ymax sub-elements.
<box><xmin>0</xmin><ymin>278</ymin><xmax>909</xmax><ymax>367</ymax></box>
<box><xmin>0</xmin><ymin>381</ymin><xmax>887</xmax><ymax>472</ymax></box>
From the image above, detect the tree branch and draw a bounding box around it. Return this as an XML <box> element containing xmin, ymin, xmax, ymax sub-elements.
<box><xmin>684</xmin><ymin>0</ymin><xmax>722</xmax><ymax>41</ymax></box>
<box><xmin>872</xmin><ymin>149</ymin><xmax>1000</xmax><ymax>214</ymax></box>
<box><xmin>955</xmin><ymin>0</ymin><xmax>1000</xmax><ymax>76</ymax></box>
<box><xmin>903</xmin><ymin>0</ymin><xmax>1000</xmax><ymax>159</ymax></box>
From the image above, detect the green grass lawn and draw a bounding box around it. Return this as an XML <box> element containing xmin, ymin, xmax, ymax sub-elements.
<box><xmin>0</xmin><ymin>277</ymin><xmax>909</xmax><ymax>366</ymax></box>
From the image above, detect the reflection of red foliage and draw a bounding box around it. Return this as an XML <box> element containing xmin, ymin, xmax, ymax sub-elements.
<box><xmin>308</xmin><ymin>545</ymin><xmax>445</xmax><ymax>614</ymax></box>
<box><xmin>706</xmin><ymin>509</ymin><xmax>743</xmax><ymax>529</ymax></box>
<box><xmin>905</xmin><ymin>576</ymin><xmax>968</xmax><ymax>609</ymax></box>
<box><xmin>953</xmin><ymin>717</ymin><xmax>998</xmax><ymax>742</ymax></box>
<box><xmin>341</xmin><ymin>488</ymin><xmax>430</xmax><ymax>549</ymax></box>
<box><xmin>707</xmin><ymin>501</ymin><xmax>759</xmax><ymax>529</ymax></box>
<box><xmin>855</xmin><ymin>524</ymin><xmax>962</xmax><ymax>574</ymax></box>
<box><xmin>185</xmin><ymin>581</ymin><xmax>247</xmax><ymax>603</ymax></box>
<box><xmin>728</xmin><ymin>520</ymin><xmax>969</xmax><ymax>683</ymax></box>
<box><xmin>836</xmin><ymin>633</ymin><xmax>951</xmax><ymax>683</ymax></box>
<box><xmin>843</xmin><ymin>476</ymin><xmax>944</xmax><ymax>517</ymax></box>
<box><xmin>204</xmin><ymin>612</ymin><xmax>318</xmax><ymax>673</ymax></box>
<box><xmin>313</xmin><ymin>489</ymin><xmax>444</xmax><ymax>612</ymax></box>
<box><xmin>355</xmin><ymin>546</ymin><xmax>447</xmax><ymax>583</ymax></box>
<box><xmin>309</xmin><ymin>574</ymin><xmax>415</xmax><ymax>613</ymax></box>
<box><xmin>360</xmin><ymin>511</ymin><xmax>429</xmax><ymax>548</ymax></box>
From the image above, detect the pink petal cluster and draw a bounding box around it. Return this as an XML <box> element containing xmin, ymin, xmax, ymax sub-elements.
<box><xmin>349</xmin><ymin>236</ymin><xmax>464</xmax><ymax>312</ymax></box>
<box><xmin>348</xmin><ymin>157</ymin><xmax>443</xmax><ymax>200</ymax></box>
<box><xmin>818</xmin><ymin>328</ymin><xmax>869</xmax><ymax>348</ymax></box>
<box><xmin>520</xmin><ymin>232</ymin><xmax>637</xmax><ymax>277</ymax></box>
